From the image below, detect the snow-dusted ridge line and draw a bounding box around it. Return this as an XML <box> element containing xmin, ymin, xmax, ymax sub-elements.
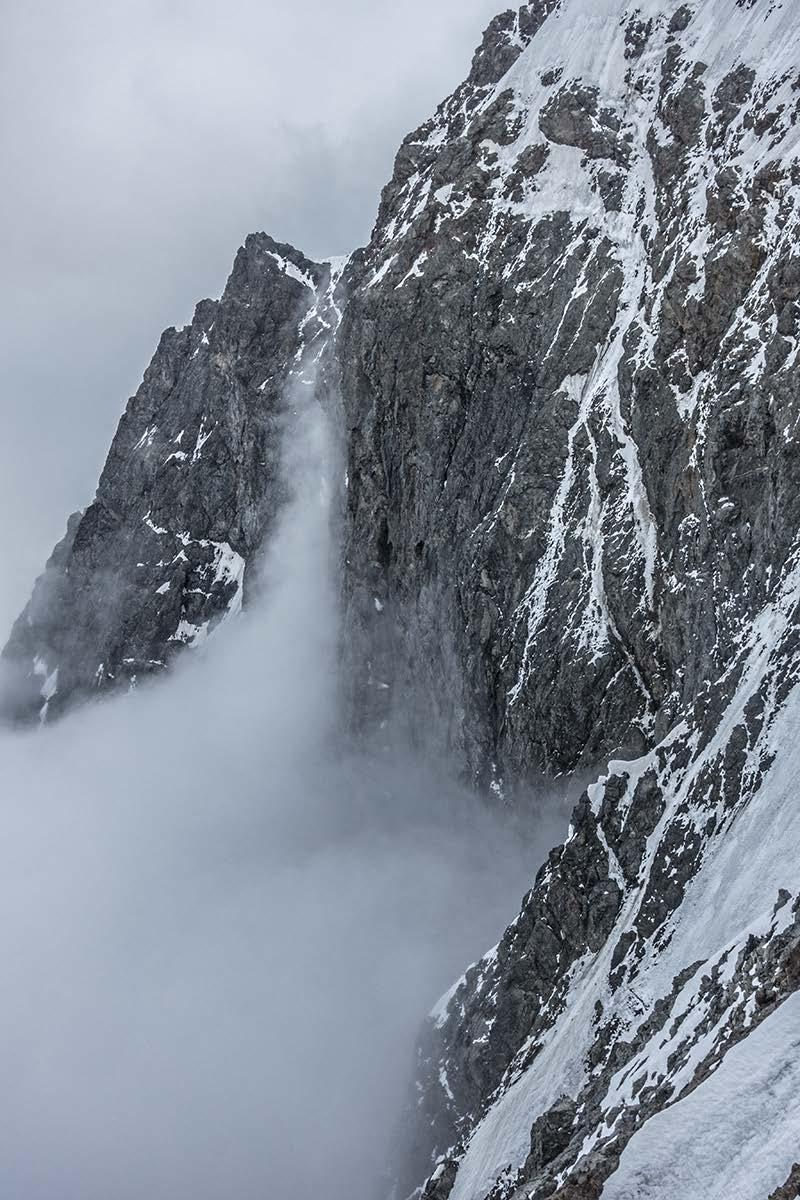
<box><xmin>601</xmin><ymin>991</ymin><xmax>800</xmax><ymax>1200</ymax></box>
<box><xmin>349</xmin><ymin>0</ymin><xmax>800</xmax><ymax>1196</ymax></box>
<box><xmin>7</xmin><ymin>0</ymin><xmax>800</xmax><ymax>1195</ymax></box>
<box><xmin>443</xmin><ymin>542</ymin><xmax>800</xmax><ymax>1198</ymax></box>
<box><xmin>1</xmin><ymin>231</ymin><xmax>341</xmax><ymax>721</ymax></box>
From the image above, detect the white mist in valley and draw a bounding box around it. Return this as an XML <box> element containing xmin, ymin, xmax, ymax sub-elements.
<box><xmin>0</xmin><ymin>373</ymin><xmax>566</xmax><ymax>1199</ymax></box>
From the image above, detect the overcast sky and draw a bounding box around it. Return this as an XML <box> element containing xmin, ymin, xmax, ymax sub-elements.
<box><xmin>0</xmin><ymin>0</ymin><xmax>500</xmax><ymax>637</ymax></box>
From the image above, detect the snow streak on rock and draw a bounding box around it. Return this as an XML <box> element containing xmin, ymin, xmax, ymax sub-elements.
<box><xmin>1</xmin><ymin>237</ymin><xmax>344</xmax><ymax>721</ymax></box>
<box><xmin>6</xmin><ymin>1</ymin><xmax>800</xmax><ymax>1198</ymax></box>
<box><xmin>350</xmin><ymin>2</ymin><xmax>800</xmax><ymax>1196</ymax></box>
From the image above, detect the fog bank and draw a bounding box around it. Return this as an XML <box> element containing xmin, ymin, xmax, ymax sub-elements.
<box><xmin>0</xmin><ymin>384</ymin><xmax>566</xmax><ymax>1198</ymax></box>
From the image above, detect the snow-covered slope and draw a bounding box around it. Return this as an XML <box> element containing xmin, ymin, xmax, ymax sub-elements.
<box><xmin>347</xmin><ymin>1</ymin><xmax>800</xmax><ymax>1195</ymax></box>
<box><xmin>407</xmin><ymin>559</ymin><xmax>800</xmax><ymax>1197</ymax></box>
<box><xmin>603</xmin><ymin>990</ymin><xmax>800</xmax><ymax>1200</ymax></box>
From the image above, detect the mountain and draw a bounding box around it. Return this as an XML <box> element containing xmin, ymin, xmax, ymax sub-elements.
<box><xmin>5</xmin><ymin>0</ymin><xmax>800</xmax><ymax>1196</ymax></box>
<box><xmin>0</xmin><ymin>238</ymin><xmax>342</xmax><ymax>720</ymax></box>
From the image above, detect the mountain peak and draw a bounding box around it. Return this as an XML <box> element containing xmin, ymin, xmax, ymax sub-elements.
<box><xmin>6</xmin><ymin>1</ymin><xmax>800</xmax><ymax>1195</ymax></box>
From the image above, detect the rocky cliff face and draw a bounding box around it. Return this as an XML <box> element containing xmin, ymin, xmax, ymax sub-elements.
<box><xmin>6</xmin><ymin>1</ymin><xmax>800</xmax><ymax>1197</ymax></box>
<box><xmin>339</xmin><ymin>0</ymin><xmax>800</xmax><ymax>792</ymax></box>
<box><xmin>1</xmin><ymin>236</ymin><xmax>341</xmax><ymax>720</ymax></box>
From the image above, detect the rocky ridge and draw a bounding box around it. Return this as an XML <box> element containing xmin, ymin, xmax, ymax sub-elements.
<box><xmin>1</xmin><ymin>238</ymin><xmax>344</xmax><ymax>720</ymax></box>
<box><xmin>350</xmin><ymin>1</ymin><xmax>800</xmax><ymax>1195</ymax></box>
<box><xmin>5</xmin><ymin>1</ymin><xmax>800</xmax><ymax>1197</ymax></box>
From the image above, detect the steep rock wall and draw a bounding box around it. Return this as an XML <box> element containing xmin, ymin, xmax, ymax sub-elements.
<box><xmin>339</xmin><ymin>0</ymin><xmax>800</xmax><ymax>792</ymax></box>
<box><xmin>4</xmin><ymin>2</ymin><xmax>800</xmax><ymax>1197</ymax></box>
<box><xmin>1</xmin><ymin>236</ymin><xmax>335</xmax><ymax>719</ymax></box>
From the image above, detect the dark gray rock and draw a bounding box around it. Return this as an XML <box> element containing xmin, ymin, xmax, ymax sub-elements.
<box><xmin>539</xmin><ymin>84</ymin><xmax>629</xmax><ymax>165</ymax></box>
<box><xmin>6</xmin><ymin>2</ymin><xmax>800</xmax><ymax>1197</ymax></box>
<box><xmin>769</xmin><ymin>1164</ymin><xmax>800</xmax><ymax>1200</ymax></box>
<box><xmin>2</xmin><ymin>235</ymin><xmax>330</xmax><ymax>720</ymax></box>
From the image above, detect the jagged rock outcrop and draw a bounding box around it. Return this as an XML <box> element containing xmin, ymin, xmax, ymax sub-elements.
<box><xmin>341</xmin><ymin>2</ymin><xmax>800</xmax><ymax>1196</ymax></box>
<box><xmin>339</xmin><ymin>0</ymin><xmax>800</xmax><ymax>792</ymax></box>
<box><xmin>1</xmin><ymin>236</ymin><xmax>338</xmax><ymax>720</ymax></box>
<box><xmin>5</xmin><ymin>0</ymin><xmax>800</xmax><ymax>1197</ymax></box>
<box><xmin>770</xmin><ymin>1165</ymin><xmax>800</xmax><ymax>1200</ymax></box>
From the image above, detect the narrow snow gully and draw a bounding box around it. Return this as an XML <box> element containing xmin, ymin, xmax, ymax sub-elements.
<box><xmin>0</xmin><ymin>269</ymin><xmax>565</xmax><ymax>1200</ymax></box>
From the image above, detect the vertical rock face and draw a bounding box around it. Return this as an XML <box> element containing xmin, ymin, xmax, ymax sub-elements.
<box><xmin>1</xmin><ymin>236</ymin><xmax>333</xmax><ymax>719</ymax></box>
<box><xmin>339</xmin><ymin>0</ymin><xmax>800</xmax><ymax>790</ymax></box>
<box><xmin>338</xmin><ymin>2</ymin><xmax>800</xmax><ymax>1196</ymax></box>
<box><xmin>6</xmin><ymin>1</ymin><xmax>800</xmax><ymax>1196</ymax></box>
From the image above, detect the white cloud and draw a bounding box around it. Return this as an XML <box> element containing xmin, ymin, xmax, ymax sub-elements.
<box><xmin>0</xmin><ymin>331</ymin><xmax>565</xmax><ymax>1196</ymax></box>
